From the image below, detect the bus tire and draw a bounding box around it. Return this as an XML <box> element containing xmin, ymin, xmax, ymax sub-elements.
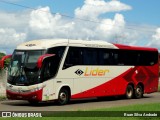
<box><xmin>125</xmin><ymin>85</ymin><xmax>134</xmax><ymax>99</ymax></box>
<box><xmin>134</xmin><ymin>85</ymin><xmax>143</xmax><ymax>99</ymax></box>
<box><xmin>57</xmin><ymin>88</ymin><xmax>69</xmax><ymax>105</ymax></box>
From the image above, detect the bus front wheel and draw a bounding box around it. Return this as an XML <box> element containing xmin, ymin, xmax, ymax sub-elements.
<box><xmin>134</xmin><ymin>85</ymin><xmax>143</xmax><ymax>99</ymax></box>
<box><xmin>57</xmin><ymin>88</ymin><xmax>69</xmax><ymax>105</ymax></box>
<box><xmin>125</xmin><ymin>85</ymin><xmax>134</xmax><ymax>99</ymax></box>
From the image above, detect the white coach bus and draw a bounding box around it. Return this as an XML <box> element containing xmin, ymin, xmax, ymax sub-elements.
<box><xmin>1</xmin><ymin>39</ymin><xmax>158</xmax><ymax>105</ymax></box>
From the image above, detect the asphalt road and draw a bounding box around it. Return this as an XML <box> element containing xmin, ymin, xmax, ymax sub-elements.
<box><xmin>0</xmin><ymin>92</ymin><xmax>160</xmax><ymax>111</ymax></box>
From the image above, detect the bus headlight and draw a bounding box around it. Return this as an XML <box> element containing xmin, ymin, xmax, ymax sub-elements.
<box><xmin>30</xmin><ymin>87</ymin><xmax>43</xmax><ymax>92</ymax></box>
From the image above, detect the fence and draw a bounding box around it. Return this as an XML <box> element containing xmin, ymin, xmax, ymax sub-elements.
<box><xmin>0</xmin><ymin>70</ymin><xmax>7</xmax><ymax>96</ymax></box>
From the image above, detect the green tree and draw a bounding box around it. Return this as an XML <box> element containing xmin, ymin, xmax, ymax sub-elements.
<box><xmin>0</xmin><ymin>52</ymin><xmax>5</xmax><ymax>59</ymax></box>
<box><xmin>0</xmin><ymin>52</ymin><xmax>11</xmax><ymax>71</ymax></box>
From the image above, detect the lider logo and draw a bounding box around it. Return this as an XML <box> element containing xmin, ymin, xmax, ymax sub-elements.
<box><xmin>75</xmin><ymin>67</ymin><xmax>110</xmax><ymax>76</ymax></box>
<box><xmin>75</xmin><ymin>69</ymin><xmax>84</xmax><ymax>76</ymax></box>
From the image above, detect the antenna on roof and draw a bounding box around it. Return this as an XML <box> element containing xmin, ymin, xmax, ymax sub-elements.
<box><xmin>66</xmin><ymin>29</ymin><xmax>69</xmax><ymax>46</ymax></box>
<box><xmin>67</xmin><ymin>29</ymin><xmax>69</xmax><ymax>46</ymax></box>
<box><xmin>67</xmin><ymin>38</ymin><xmax>69</xmax><ymax>46</ymax></box>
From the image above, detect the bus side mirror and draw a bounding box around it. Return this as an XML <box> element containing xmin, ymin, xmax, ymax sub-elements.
<box><xmin>0</xmin><ymin>55</ymin><xmax>12</xmax><ymax>69</ymax></box>
<box><xmin>37</xmin><ymin>54</ymin><xmax>55</xmax><ymax>69</ymax></box>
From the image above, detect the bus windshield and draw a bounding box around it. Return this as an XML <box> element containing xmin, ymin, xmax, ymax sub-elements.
<box><xmin>8</xmin><ymin>50</ymin><xmax>45</xmax><ymax>86</ymax></box>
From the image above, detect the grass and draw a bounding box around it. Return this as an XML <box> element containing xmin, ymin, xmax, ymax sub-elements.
<box><xmin>0</xmin><ymin>96</ymin><xmax>6</xmax><ymax>101</ymax></box>
<box><xmin>94</xmin><ymin>102</ymin><xmax>160</xmax><ymax>111</ymax></box>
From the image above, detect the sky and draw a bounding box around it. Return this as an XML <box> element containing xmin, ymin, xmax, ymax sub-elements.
<box><xmin>0</xmin><ymin>0</ymin><xmax>160</xmax><ymax>54</ymax></box>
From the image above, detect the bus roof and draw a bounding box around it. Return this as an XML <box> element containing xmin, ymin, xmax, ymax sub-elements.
<box><xmin>114</xmin><ymin>43</ymin><xmax>158</xmax><ymax>51</ymax></box>
<box><xmin>16</xmin><ymin>39</ymin><xmax>158</xmax><ymax>51</ymax></box>
<box><xmin>16</xmin><ymin>39</ymin><xmax>117</xmax><ymax>50</ymax></box>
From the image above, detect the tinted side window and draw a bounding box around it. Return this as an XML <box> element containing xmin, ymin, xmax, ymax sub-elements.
<box><xmin>98</xmin><ymin>49</ymin><xmax>158</xmax><ymax>66</ymax></box>
<box><xmin>98</xmin><ymin>49</ymin><xmax>118</xmax><ymax>65</ymax></box>
<box><xmin>63</xmin><ymin>47</ymin><xmax>99</xmax><ymax>69</ymax></box>
<box><xmin>114</xmin><ymin>50</ymin><xmax>158</xmax><ymax>66</ymax></box>
<box><xmin>137</xmin><ymin>51</ymin><xmax>158</xmax><ymax>66</ymax></box>
<box><xmin>47</xmin><ymin>46</ymin><xmax>66</xmax><ymax>59</ymax></box>
<box><xmin>63</xmin><ymin>47</ymin><xmax>158</xmax><ymax>68</ymax></box>
<box><xmin>44</xmin><ymin>46</ymin><xmax>66</xmax><ymax>78</ymax></box>
<box><xmin>83</xmin><ymin>48</ymin><xmax>98</xmax><ymax>65</ymax></box>
<box><xmin>41</xmin><ymin>57</ymin><xmax>55</xmax><ymax>81</ymax></box>
<box><xmin>63</xmin><ymin>47</ymin><xmax>83</xmax><ymax>69</ymax></box>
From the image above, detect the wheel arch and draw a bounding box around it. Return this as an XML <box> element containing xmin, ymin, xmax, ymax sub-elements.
<box><xmin>136</xmin><ymin>82</ymin><xmax>144</xmax><ymax>93</ymax></box>
<box><xmin>56</xmin><ymin>85</ymin><xmax>71</xmax><ymax>99</ymax></box>
<box><xmin>127</xmin><ymin>82</ymin><xmax>135</xmax><ymax>89</ymax></box>
<box><xmin>125</xmin><ymin>82</ymin><xmax>135</xmax><ymax>99</ymax></box>
<box><xmin>134</xmin><ymin>82</ymin><xmax>144</xmax><ymax>99</ymax></box>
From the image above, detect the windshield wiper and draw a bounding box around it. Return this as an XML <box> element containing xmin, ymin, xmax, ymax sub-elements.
<box><xmin>12</xmin><ymin>65</ymin><xmax>29</xmax><ymax>85</ymax></box>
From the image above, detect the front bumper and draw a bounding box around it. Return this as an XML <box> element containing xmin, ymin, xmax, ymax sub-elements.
<box><xmin>6</xmin><ymin>89</ymin><xmax>43</xmax><ymax>101</ymax></box>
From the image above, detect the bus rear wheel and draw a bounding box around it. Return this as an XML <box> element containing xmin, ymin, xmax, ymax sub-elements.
<box><xmin>57</xmin><ymin>88</ymin><xmax>69</xmax><ymax>105</ymax></box>
<box><xmin>125</xmin><ymin>85</ymin><xmax>134</xmax><ymax>99</ymax></box>
<box><xmin>134</xmin><ymin>85</ymin><xmax>143</xmax><ymax>99</ymax></box>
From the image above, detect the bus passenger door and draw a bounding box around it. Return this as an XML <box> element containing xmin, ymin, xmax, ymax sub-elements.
<box><xmin>37</xmin><ymin>54</ymin><xmax>57</xmax><ymax>101</ymax></box>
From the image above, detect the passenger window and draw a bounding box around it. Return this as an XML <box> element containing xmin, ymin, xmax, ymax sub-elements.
<box><xmin>63</xmin><ymin>47</ymin><xmax>83</xmax><ymax>69</ymax></box>
<box><xmin>83</xmin><ymin>48</ymin><xmax>98</xmax><ymax>65</ymax></box>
